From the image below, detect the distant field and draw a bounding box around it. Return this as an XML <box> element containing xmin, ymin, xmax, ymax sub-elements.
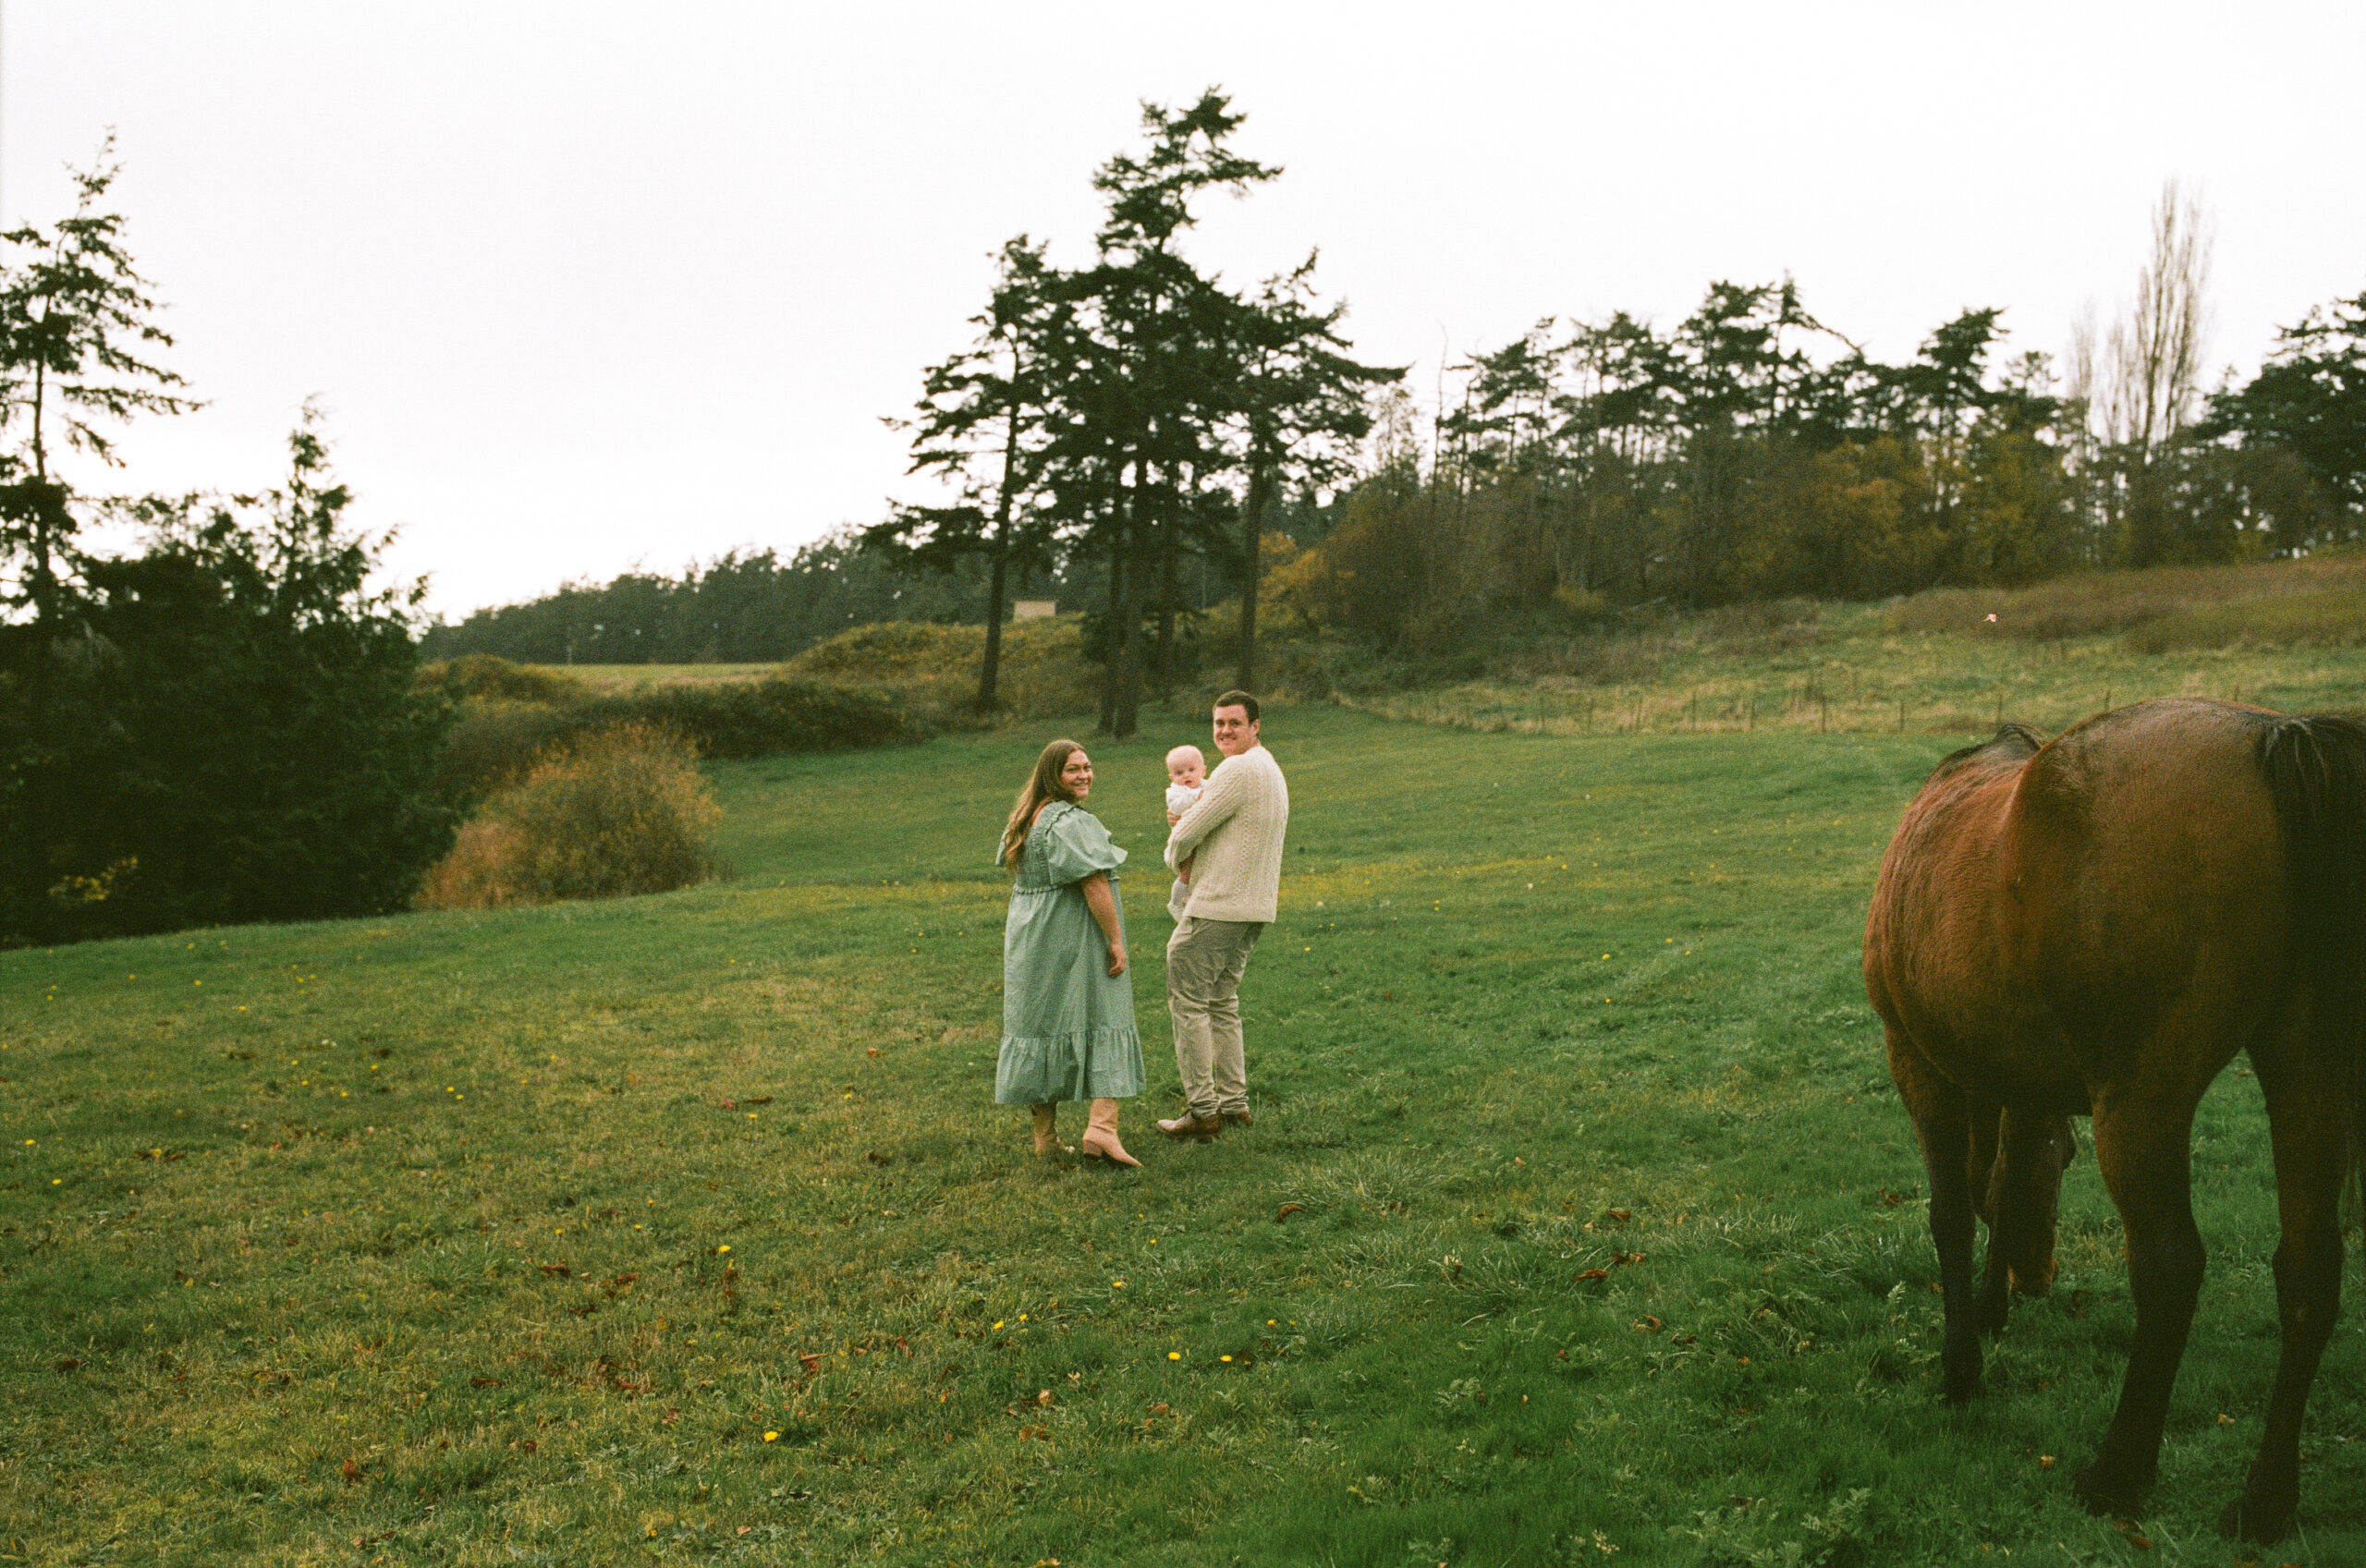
<box><xmin>4</xmin><ymin>706</ymin><xmax>2360</xmax><ymax>1564</ymax></box>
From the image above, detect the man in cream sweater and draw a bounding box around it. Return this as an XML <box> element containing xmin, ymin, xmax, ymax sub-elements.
<box><xmin>1158</xmin><ymin>690</ymin><xmax>1288</xmax><ymax>1140</ymax></box>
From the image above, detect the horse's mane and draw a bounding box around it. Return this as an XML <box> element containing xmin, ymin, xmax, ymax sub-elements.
<box><xmin>1932</xmin><ymin>722</ymin><xmax>2046</xmax><ymax>778</ymax></box>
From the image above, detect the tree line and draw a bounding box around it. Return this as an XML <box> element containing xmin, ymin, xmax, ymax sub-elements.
<box><xmin>419</xmin><ymin>120</ymin><xmax>2366</xmax><ymax>735</ymax></box>
<box><xmin>1268</xmin><ymin>183</ymin><xmax>2362</xmax><ymax>655</ymax></box>
<box><xmin>853</xmin><ymin>143</ymin><xmax>2363</xmax><ymax>699</ymax></box>
<box><xmin>418</xmin><ymin>534</ymin><xmax>998</xmax><ymax>666</ymax></box>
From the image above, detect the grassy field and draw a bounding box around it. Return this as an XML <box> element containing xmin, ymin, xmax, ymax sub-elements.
<box><xmin>4</xmin><ymin>703</ymin><xmax>2362</xmax><ymax>1565</ymax></box>
<box><xmin>541</xmin><ymin>553</ymin><xmax>2366</xmax><ymax>750</ymax></box>
<box><xmin>1332</xmin><ymin>602</ymin><xmax>2366</xmax><ymax>744</ymax></box>
<box><xmin>549</xmin><ymin>663</ymin><xmax>786</xmax><ymax>696</ymax></box>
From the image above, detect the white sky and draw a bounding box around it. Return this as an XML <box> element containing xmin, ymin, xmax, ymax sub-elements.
<box><xmin>7</xmin><ymin>2</ymin><xmax>2361</xmax><ymax>619</ymax></box>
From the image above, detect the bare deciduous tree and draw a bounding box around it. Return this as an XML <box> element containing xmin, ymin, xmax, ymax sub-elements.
<box><xmin>2101</xmin><ymin>178</ymin><xmax>2214</xmax><ymax>460</ymax></box>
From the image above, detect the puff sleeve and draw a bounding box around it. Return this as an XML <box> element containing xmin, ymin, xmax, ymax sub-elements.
<box><xmin>1037</xmin><ymin>804</ymin><xmax>1128</xmax><ymax>886</ymax></box>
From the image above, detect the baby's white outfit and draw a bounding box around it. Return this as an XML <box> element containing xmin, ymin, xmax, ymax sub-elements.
<box><xmin>1165</xmin><ymin>782</ymin><xmax>1202</xmax><ymax>919</ymax></box>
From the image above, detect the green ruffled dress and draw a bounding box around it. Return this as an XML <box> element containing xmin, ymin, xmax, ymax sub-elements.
<box><xmin>995</xmin><ymin>801</ymin><xmax>1147</xmax><ymax>1104</ymax></box>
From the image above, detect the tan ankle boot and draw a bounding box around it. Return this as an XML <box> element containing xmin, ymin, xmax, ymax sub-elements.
<box><xmin>1080</xmin><ymin>1098</ymin><xmax>1140</xmax><ymax>1167</ymax></box>
<box><xmin>1031</xmin><ymin>1103</ymin><xmax>1072</xmax><ymax>1157</ymax></box>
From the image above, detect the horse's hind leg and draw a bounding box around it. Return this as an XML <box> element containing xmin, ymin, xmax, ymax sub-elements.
<box><xmin>1982</xmin><ymin>1109</ymin><xmax>2076</xmax><ymax>1328</ymax></box>
<box><xmin>2218</xmin><ymin>1053</ymin><xmax>2348</xmax><ymax>1543</ymax></box>
<box><xmin>2073</xmin><ymin>1094</ymin><xmax>2207</xmax><ymax>1518</ymax></box>
<box><xmin>1888</xmin><ymin>1025</ymin><xmax>1983</xmax><ymax>1401</ymax></box>
<box><xmin>1968</xmin><ymin>1098</ymin><xmax>2014</xmax><ymax>1335</ymax></box>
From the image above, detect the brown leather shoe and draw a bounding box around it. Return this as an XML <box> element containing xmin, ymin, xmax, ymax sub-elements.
<box><xmin>1220</xmin><ymin>1110</ymin><xmax>1254</xmax><ymax>1128</ymax></box>
<box><xmin>1157</xmin><ymin>1113</ymin><xmax>1220</xmax><ymax>1141</ymax></box>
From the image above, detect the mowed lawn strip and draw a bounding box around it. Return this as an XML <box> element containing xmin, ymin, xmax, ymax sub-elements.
<box><xmin>0</xmin><ymin>703</ymin><xmax>2357</xmax><ymax>1566</ymax></box>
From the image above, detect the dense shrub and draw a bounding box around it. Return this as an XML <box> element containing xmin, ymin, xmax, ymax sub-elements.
<box><xmin>421</xmin><ymin>656</ymin><xmax>922</xmax><ymax>806</ymax></box>
<box><xmin>0</xmin><ymin>428</ymin><xmax>457</xmax><ymax>945</ymax></box>
<box><xmin>415</xmin><ymin>725</ymin><xmax>719</xmax><ymax>908</ymax></box>
<box><xmin>783</xmin><ymin>619</ymin><xmax>1101</xmax><ymax>722</ymax></box>
<box><xmin>433</xmin><ymin>699</ymin><xmax>580</xmax><ymax>798</ymax></box>
<box><xmin>576</xmin><ymin>675</ymin><xmax>918</xmax><ymax>760</ymax></box>
<box><xmin>420</xmin><ymin>654</ymin><xmax>588</xmax><ymax>707</ymax></box>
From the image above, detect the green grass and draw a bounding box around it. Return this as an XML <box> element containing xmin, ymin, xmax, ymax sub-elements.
<box><xmin>4</xmin><ymin>703</ymin><xmax>2361</xmax><ymax>1565</ymax></box>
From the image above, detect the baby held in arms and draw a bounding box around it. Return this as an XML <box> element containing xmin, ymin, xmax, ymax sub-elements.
<box><xmin>1165</xmin><ymin>744</ymin><xmax>1205</xmax><ymax>920</ymax></box>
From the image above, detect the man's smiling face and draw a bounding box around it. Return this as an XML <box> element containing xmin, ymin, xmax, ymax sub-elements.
<box><xmin>1212</xmin><ymin>704</ymin><xmax>1257</xmax><ymax>758</ymax></box>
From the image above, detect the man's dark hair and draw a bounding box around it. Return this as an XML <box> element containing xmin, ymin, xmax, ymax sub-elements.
<box><xmin>1213</xmin><ymin>690</ymin><xmax>1260</xmax><ymax>723</ymax></box>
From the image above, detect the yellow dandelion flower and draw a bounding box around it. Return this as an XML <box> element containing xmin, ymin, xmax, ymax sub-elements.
<box><xmin>763</xmin><ymin>1430</ymin><xmax>779</xmax><ymax>1442</ymax></box>
<box><xmin>1166</xmin><ymin>1351</ymin><xmax>1180</xmax><ymax>1361</ymax></box>
<box><xmin>1220</xmin><ymin>1355</ymin><xmax>1233</xmax><ymax>1363</ymax></box>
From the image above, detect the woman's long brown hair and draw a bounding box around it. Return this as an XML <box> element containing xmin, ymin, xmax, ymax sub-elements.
<box><xmin>999</xmin><ymin>739</ymin><xmax>1084</xmax><ymax>871</ymax></box>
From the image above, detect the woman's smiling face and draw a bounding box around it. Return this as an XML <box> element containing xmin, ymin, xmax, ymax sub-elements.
<box><xmin>1060</xmin><ymin>750</ymin><xmax>1093</xmax><ymax>800</ymax></box>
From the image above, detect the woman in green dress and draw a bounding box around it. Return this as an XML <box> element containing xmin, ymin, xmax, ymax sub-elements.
<box><xmin>995</xmin><ymin>739</ymin><xmax>1144</xmax><ymax>1167</ymax></box>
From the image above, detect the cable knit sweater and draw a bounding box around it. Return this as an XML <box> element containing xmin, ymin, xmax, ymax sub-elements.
<box><xmin>1163</xmin><ymin>743</ymin><xmax>1288</xmax><ymax>923</ymax></box>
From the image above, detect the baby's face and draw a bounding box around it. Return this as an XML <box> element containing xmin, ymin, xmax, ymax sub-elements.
<box><xmin>1167</xmin><ymin>755</ymin><xmax>1205</xmax><ymax>789</ymax></box>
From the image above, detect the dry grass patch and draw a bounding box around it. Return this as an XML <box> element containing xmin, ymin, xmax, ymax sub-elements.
<box><xmin>1891</xmin><ymin>550</ymin><xmax>2366</xmax><ymax>640</ymax></box>
<box><xmin>2127</xmin><ymin>585</ymin><xmax>2366</xmax><ymax>653</ymax></box>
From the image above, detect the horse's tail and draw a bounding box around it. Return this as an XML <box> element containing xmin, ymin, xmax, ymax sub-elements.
<box><xmin>2259</xmin><ymin>712</ymin><xmax>2366</xmax><ymax>1173</ymax></box>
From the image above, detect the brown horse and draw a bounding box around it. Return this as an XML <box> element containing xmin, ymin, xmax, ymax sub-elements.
<box><xmin>1864</xmin><ymin>698</ymin><xmax>2366</xmax><ymax>1542</ymax></box>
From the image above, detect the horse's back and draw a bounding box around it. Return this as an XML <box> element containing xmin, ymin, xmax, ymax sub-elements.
<box><xmin>2009</xmin><ymin>700</ymin><xmax>2291</xmax><ymax>1088</ymax></box>
<box><xmin>1871</xmin><ymin>699</ymin><xmax>2291</xmax><ymax>1104</ymax></box>
<box><xmin>1865</xmin><ymin>723</ymin><xmax>2067</xmax><ymax>1100</ymax></box>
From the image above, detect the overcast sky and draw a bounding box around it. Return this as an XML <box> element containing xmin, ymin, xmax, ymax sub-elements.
<box><xmin>7</xmin><ymin>2</ymin><xmax>2361</xmax><ymax>619</ymax></box>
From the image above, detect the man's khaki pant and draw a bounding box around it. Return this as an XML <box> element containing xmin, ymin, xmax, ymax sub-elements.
<box><xmin>1165</xmin><ymin>917</ymin><xmax>1263</xmax><ymax>1119</ymax></box>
